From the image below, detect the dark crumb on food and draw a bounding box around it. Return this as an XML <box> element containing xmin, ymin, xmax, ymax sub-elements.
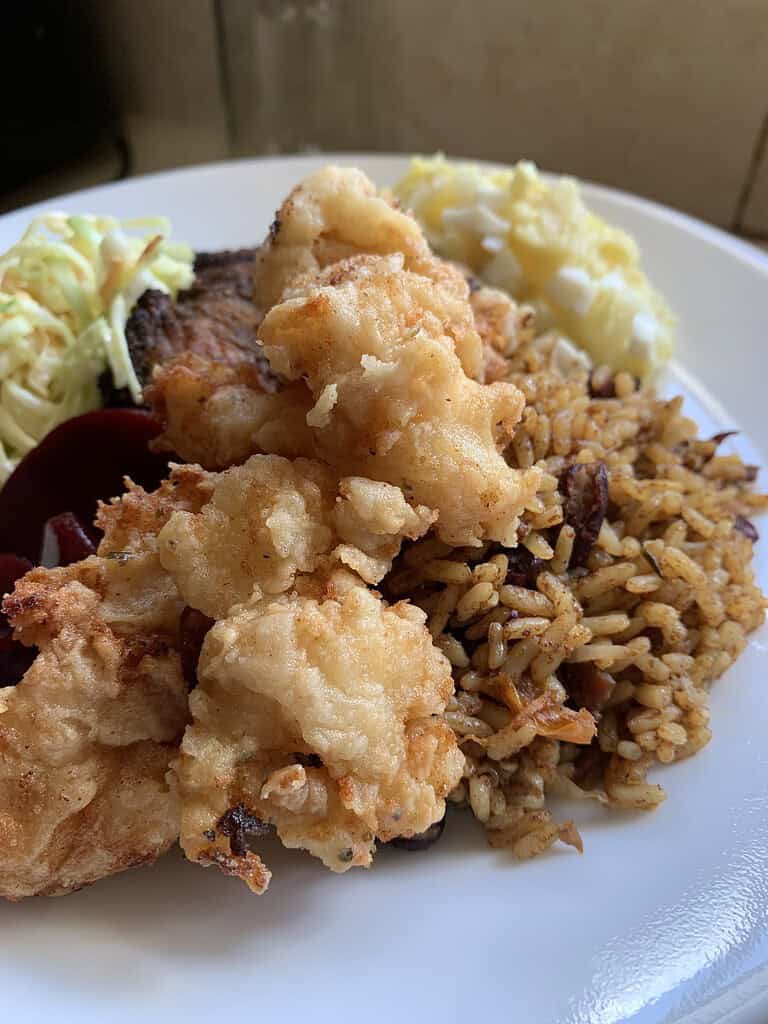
<box><xmin>294</xmin><ymin>752</ymin><xmax>323</xmax><ymax>768</ymax></box>
<box><xmin>179</xmin><ymin>606</ymin><xmax>214</xmax><ymax>690</ymax></box>
<box><xmin>105</xmin><ymin>551</ymin><xmax>135</xmax><ymax>563</ymax></box>
<box><xmin>642</xmin><ymin>543</ymin><xmax>663</xmax><ymax>577</ymax></box>
<box><xmin>203</xmin><ymin>829</ymin><xmax>216</xmax><ymax>842</ymax></box>
<box><xmin>588</xmin><ymin>371</ymin><xmax>616</xmax><ymax>399</ymax></box>
<box><xmin>217</xmin><ymin>803</ymin><xmax>272</xmax><ymax>857</ymax></box>
<box><xmin>560</xmin><ymin>663</ymin><xmax>615</xmax><ymax>713</ymax></box>
<box><xmin>337</xmin><ymin>847</ymin><xmax>354</xmax><ymax>862</ymax></box>
<box><xmin>710</xmin><ymin>430</ymin><xmax>739</xmax><ymax>447</ymax></box>
<box><xmin>560</xmin><ymin>461</ymin><xmax>609</xmax><ymax>568</ymax></box>
<box><xmin>735</xmin><ymin>514</ymin><xmax>759</xmax><ymax>543</ymax></box>
<box><xmin>269</xmin><ymin>216</ymin><xmax>282</xmax><ymax>241</ymax></box>
<box><xmin>503</xmin><ymin>545</ymin><xmax>543</xmax><ymax>588</ymax></box>
<box><xmin>391</xmin><ymin>815</ymin><xmax>446</xmax><ymax>851</ymax></box>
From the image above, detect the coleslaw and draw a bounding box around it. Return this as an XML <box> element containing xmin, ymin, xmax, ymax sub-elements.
<box><xmin>0</xmin><ymin>213</ymin><xmax>193</xmax><ymax>481</ymax></box>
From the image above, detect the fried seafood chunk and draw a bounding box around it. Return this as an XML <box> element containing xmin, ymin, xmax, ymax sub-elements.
<box><xmin>145</xmin><ymin>353</ymin><xmax>315</xmax><ymax>470</ymax></box>
<box><xmin>254</xmin><ymin>165</ymin><xmax>484</xmax><ymax>380</ymax></box>
<box><xmin>259</xmin><ymin>254</ymin><xmax>540</xmax><ymax>547</ymax></box>
<box><xmin>0</xmin><ymin>471</ymin><xmax>215</xmax><ymax>900</ymax></box>
<box><xmin>96</xmin><ymin>462</ymin><xmax>215</xmax><ymax>554</ymax></box>
<box><xmin>0</xmin><ymin>558</ymin><xmax>187</xmax><ymax>900</ymax></box>
<box><xmin>173</xmin><ymin>576</ymin><xmax>463</xmax><ymax>891</ymax></box>
<box><xmin>157</xmin><ymin>453</ymin><xmax>435</xmax><ymax>619</ymax></box>
<box><xmin>470</xmin><ymin>285</ymin><xmax>537</xmax><ymax>383</ymax></box>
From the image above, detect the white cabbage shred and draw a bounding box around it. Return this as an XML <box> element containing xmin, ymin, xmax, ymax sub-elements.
<box><xmin>0</xmin><ymin>213</ymin><xmax>193</xmax><ymax>481</ymax></box>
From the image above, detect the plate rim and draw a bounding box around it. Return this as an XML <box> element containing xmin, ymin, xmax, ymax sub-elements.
<box><xmin>2</xmin><ymin>152</ymin><xmax>768</xmax><ymax>1024</ymax></box>
<box><xmin>2</xmin><ymin>151</ymin><xmax>767</xmax><ymax>278</ymax></box>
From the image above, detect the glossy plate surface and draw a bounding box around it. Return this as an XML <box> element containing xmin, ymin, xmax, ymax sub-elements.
<box><xmin>2</xmin><ymin>155</ymin><xmax>767</xmax><ymax>1024</ymax></box>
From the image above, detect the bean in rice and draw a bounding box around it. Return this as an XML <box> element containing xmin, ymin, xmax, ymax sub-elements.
<box><xmin>384</xmin><ymin>287</ymin><xmax>768</xmax><ymax>860</ymax></box>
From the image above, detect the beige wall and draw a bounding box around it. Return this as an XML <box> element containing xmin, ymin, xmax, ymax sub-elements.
<box><xmin>85</xmin><ymin>0</ymin><xmax>229</xmax><ymax>171</ymax></box>
<box><xmin>739</xmin><ymin>115</ymin><xmax>768</xmax><ymax>236</ymax></box>
<box><xmin>83</xmin><ymin>0</ymin><xmax>768</xmax><ymax>233</ymax></box>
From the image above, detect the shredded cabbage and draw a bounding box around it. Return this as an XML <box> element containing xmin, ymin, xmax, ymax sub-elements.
<box><xmin>0</xmin><ymin>213</ymin><xmax>193</xmax><ymax>482</ymax></box>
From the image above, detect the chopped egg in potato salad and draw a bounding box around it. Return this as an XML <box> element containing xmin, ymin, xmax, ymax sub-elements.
<box><xmin>394</xmin><ymin>156</ymin><xmax>675</xmax><ymax>378</ymax></box>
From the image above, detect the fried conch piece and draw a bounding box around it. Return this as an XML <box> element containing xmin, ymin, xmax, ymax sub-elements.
<box><xmin>259</xmin><ymin>254</ymin><xmax>541</xmax><ymax>547</ymax></box>
<box><xmin>0</xmin><ymin>470</ymin><xmax>213</xmax><ymax>900</ymax></box>
<box><xmin>253</xmin><ymin>165</ymin><xmax>484</xmax><ymax>380</ymax></box>
<box><xmin>157</xmin><ymin>453</ymin><xmax>435</xmax><ymax>620</ymax></box>
<box><xmin>173</xmin><ymin>574</ymin><xmax>463</xmax><ymax>892</ymax></box>
<box><xmin>146</xmin><ymin>353</ymin><xmax>315</xmax><ymax>470</ymax></box>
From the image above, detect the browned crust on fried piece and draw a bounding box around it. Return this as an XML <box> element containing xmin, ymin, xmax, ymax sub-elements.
<box><xmin>0</xmin><ymin>472</ymin><xmax>216</xmax><ymax>900</ymax></box>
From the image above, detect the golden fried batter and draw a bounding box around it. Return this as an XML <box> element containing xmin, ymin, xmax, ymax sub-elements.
<box><xmin>260</xmin><ymin>254</ymin><xmax>541</xmax><ymax>546</ymax></box>
<box><xmin>96</xmin><ymin>463</ymin><xmax>215</xmax><ymax>554</ymax></box>
<box><xmin>146</xmin><ymin>353</ymin><xmax>315</xmax><ymax>470</ymax></box>
<box><xmin>173</xmin><ymin>574</ymin><xmax>463</xmax><ymax>890</ymax></box>
<box><xmin>149</xmin><ymin>170</ymin><xmax>521</xmax><ymax>475</ymax></box>
<box><xmin>157</xmin><ymin>454</ymin><xmax>434</xmax><ymax>619</ymax></box>
<box><xmin>0</xmin><ymin>557</ymin><xmax>184</xmax><ymax>899</ymax></box>
<box><xmin>0</xmin><ymin>472</ymin><xmax>214</xmax><ymax>900</ymax></box>
<box><xmin>254</xmin><ymin>165</ymin><xmax>484</xmax><ymax>380</ymax></box>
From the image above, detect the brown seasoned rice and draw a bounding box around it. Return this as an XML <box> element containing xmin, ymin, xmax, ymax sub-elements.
<box><xmin>384</xmin><ymin>292</ymin><xmax>768</xmax><ymax>861</ymax></box>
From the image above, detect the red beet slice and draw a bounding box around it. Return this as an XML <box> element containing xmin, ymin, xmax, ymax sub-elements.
<box><xmin>0</xmin><ymin>553</ymin><xmax>36</xmax><ymax>686</ymax></box>
<box><xmin>40</xmin><ymin>512</ymin><xmax>97</xmax><ymax>568</ymax></box>
<box><xmin>0</xmin><ymin>409</ymin><xmax>169</xmax><ymax>562</ymax></box>
<box><xmin>0</xmin><ymin>554</ymin><xmax>33</xmax><ymax>595</ymax></box>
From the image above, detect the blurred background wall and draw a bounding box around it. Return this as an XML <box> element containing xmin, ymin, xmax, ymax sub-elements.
<box><xmin>2</xmin><ymin>0</ymin><xmax>767</xmax><ymax>239</ymax></box>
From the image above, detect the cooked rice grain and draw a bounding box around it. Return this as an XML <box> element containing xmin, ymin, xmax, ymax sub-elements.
<box><xmin>384</xmin><ymin>317</ymin><xmax>767</xmax><ymax>862</ymax></box>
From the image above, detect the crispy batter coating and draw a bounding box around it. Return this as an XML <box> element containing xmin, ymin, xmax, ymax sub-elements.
<box><xmin>157</xmin><ymin>454</ymin><xmax>434</xmax><ymax>619</ymax></box>
<box><xmin>145</xmin><ymin>353</ymin><xmax>315</xmax><ymax>470</ymax></box>
<box><xmin>259</xmin><ymin>254</ymin><xmax>540</xmax><ymax>546</ymax></box>
<box><xmin>173</xmin><ymin>575</ymin><xmax>463</xmax><ymax>890</ymax></box>
<box><xmin>0</xmin><ymin>556</ymin><xmax>186</xmax><ymax>900</ymax></box>
<box><xmin>96</xmin><ymin>463</ymin><xmax>215</xmax><ymax>554</ymax></box>
<box><xmin>149</xmin><ymin>171</ymin><xmax>524</xmax><ymax>474</ymax></box>
<box><xmin>470</xmin><ymin>285</ymin><xmax>537</xmax><ymax>382</ymax></box>
<box><xmin>0</xmin><ymin>474</ymin><xmax>211</xmax><ymax>900</ymax></box>
<box><xmin>254</xmin><ymin>165</ymin><xmax>484</xmax><ymax>380</ymax></box>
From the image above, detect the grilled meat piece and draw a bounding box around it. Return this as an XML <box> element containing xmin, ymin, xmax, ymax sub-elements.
<box><xmin>125</xmin><ymin>248</ymin><xmax>277</xmax><ymax>393</ymax></box>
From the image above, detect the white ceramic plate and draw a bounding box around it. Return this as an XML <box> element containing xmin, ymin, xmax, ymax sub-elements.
<box><xmin>2</xmin><ymin>156</ymin><xmax>768</xmax><ymax>1024</ymax></box>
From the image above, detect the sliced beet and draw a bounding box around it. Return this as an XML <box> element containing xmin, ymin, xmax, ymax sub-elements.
<box><xmin>40</xmin><ymin>512</ymin><xmax>96</xmax><ymax>568</ymax></box>
<box><xmin>0</xmin><ymin>631</ymin><xmax>37</xmax><ymax>686</ymax></box>
<box><xmin>0</xmin><ymin>409</ymin><xmax>169</xmax><ymax>562</ymax></box>
<box><xmin>0</xmin><ymin>554</ymin><xmax>33</xmax><ymax>595</ymax></box>
<box><xmin>0</xmin><ymin>554</ymin><xmax>36</xmax><ymax>686</ymax></box>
